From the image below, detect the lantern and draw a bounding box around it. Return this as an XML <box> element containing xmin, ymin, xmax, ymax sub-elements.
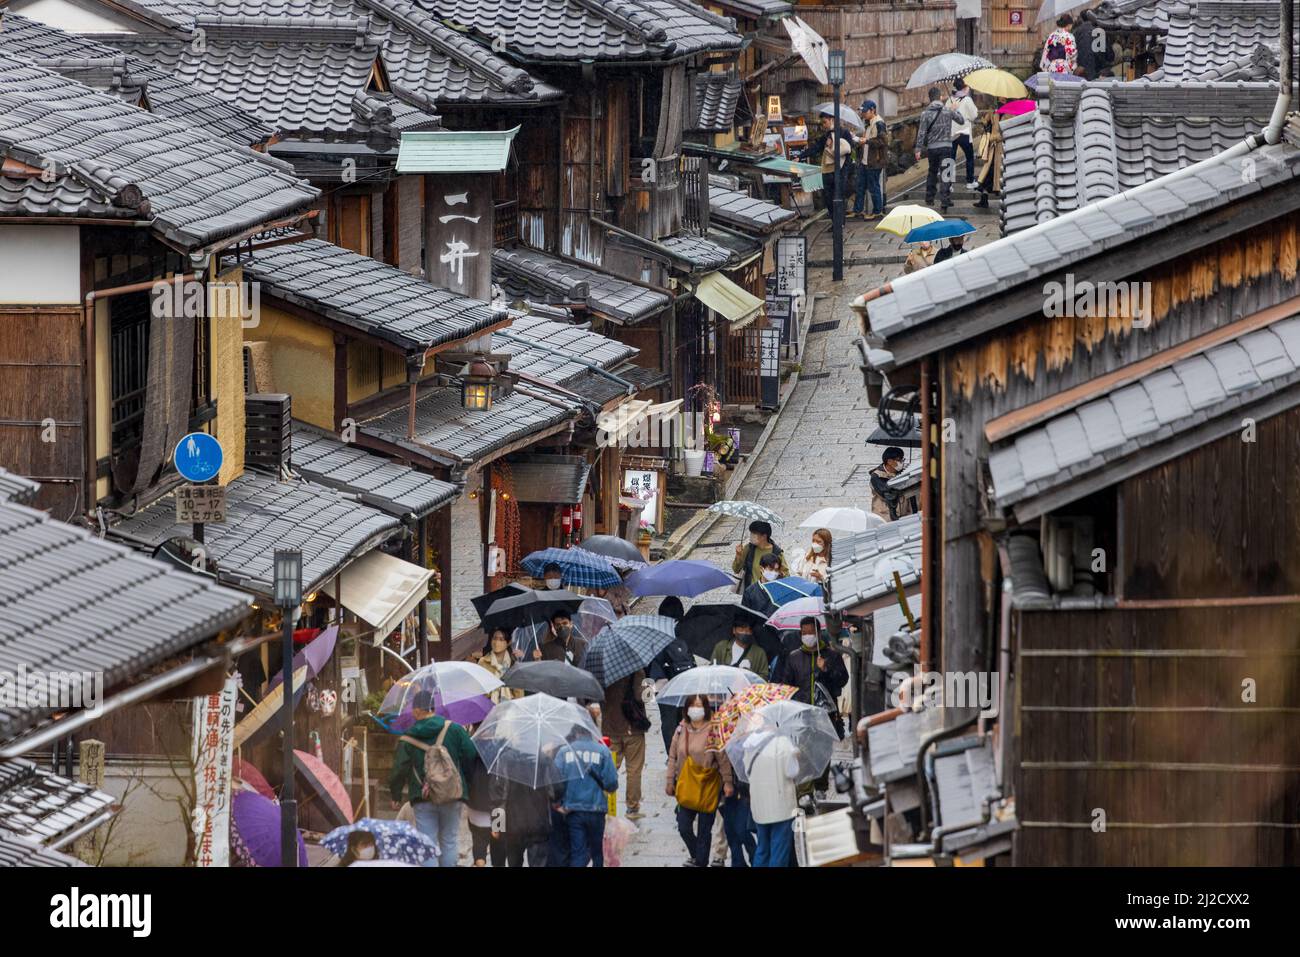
<box><xmin>461</xmin><ymin>358</ymin><xmax>496</xmax><ymax>410</ymax></box>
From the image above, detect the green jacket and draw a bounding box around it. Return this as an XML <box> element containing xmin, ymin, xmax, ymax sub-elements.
<box><xmin>388</xmin><ymin>715</ymin><xmax>478</xmax><ymax>804</ymax></box>
<box><xmin>710</xmin><ymin>638</ymin><xmax>769</xmax><ymax>679</ymax></box>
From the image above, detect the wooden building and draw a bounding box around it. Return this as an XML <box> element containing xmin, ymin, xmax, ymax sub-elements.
<box><xmin>857</xmin><ymin>111</ymin><xmax>1300</xmax><ymax>864</ymax></box>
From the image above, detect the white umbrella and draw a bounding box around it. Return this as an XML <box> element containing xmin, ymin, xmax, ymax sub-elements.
<box><xmin>1036</xmin><ymin>0</ymin><xmax>1092</xmax><ymax>23</ymax></box>
<box><xmin>656</xmin><ymin>664</ymin><xmax>766</xmax><ymax>705</ymax></box>
<box><xmin>783</xmin><ymin>16</ymin><xmax>829</xmax><ymax>85</ymax></box>
<box><xmin>799</xmin><ymin>506</ymin><xmax>884</xmax><ymax>534</ymax></box>
<box><xmin>906</xmin><ymin>52</ymin><xmax>994</xmax><ymax>89</ymax></box>
<box><xmin>814</xmin><ymin>102</ymin><xmax>865</xmax><ymax>132</ymax></box>
<box><xmin>471</xmin><ymin>694</ymin><xmax>602</xmax><ymax>788</ymax></box>
<box><xmin>378</xmin><ymin>660</ymin><xmax>502</xmax><ymax>715</ymax></box>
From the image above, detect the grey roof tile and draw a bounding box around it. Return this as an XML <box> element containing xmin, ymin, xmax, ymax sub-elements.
<box><xmin>0</xmin><ymin>759</ymin><xmax>116</xmax><ymax>848</ymax></box>
<box><xmin>243</xmin><ymin>238</ymin><xmax>507</xmax><ymax>351</ymax></box>
<box><xmin>826</xmin><ymin>513</ymin><xmax>923</xmax><ymax>613</ymax></box>
<box><xmin>689</xmin><ymin>72</ymin><xmax>742</xmax><ymax>132</ymax></box>
<box><xmin>0</xmin><ymin>53</ymin><xmax>317</xmax><ymax>249</ymax></box>
<box><xmin>493</xmin><ymin>246</ymin><xmax>670</xmax><ymax>325</ymax></box>
<box><xmin>109</xmin><ymin>470</ymin><xmax>401</xmax><ymax>596</ymax></box>
<box><xmin>505</xmin><ymin>454</ymin><xmax>590</xmax><ymax>503</ymax></box>
<box><xmin>707</xmin><ymin>181</ymin><xmax>798</xmax><ymax>233</ymax></box>
<box><xmin>659</xmin><ymin>232</ymin><xmax>738</xmax><ymax>271</ymax></box>
<box><xmin>493</xmin><ymin>314</ymin><xmax>639</xmax><ymax>385</ymax></box>
<box><xmin>1075</xmin><ymin>401</ymin><xmax>1128</xmax><ymax>454</ymax></box>
<box><xmin>1112</xmin><ymin>383</ymin><xmax>1160</xmax><ymax>439</ymax></box>
<box><xmin>1144</xmin><ymin>367</ymin><xmax>1196</xmax><ymax>423</ymax></box>
<box><xmin>1043</xmin><ymin>414</ymin><xmax>1093</xmax><ymax>469</ymax></box>
<box><xmin>1205</xmin><ymin>339</ymin><xmax>1263</xmax><ymax>393</ymax></box>
<box><xmin>0</xmin><ymin>831</ymin><xmax>85</xmax><ymax>867</ymax></box>
<box><xmin>1238</xmin><ymin>326</ymin><xmax>1293</xmax><ymax>379</ymax></box>
<box><xmin>0</xmin><ymin>469</ymin><xmax>40</xmax><ymax>506</ymax></box>
<box><xmin>1013</xmin><ymin>430</ymin><xmax>1059</xmax><ymax>484</ymax></box>
<box><xmin>291</xmin><ymin>422</ymin><xmax>458</xmax><ymax>517</ymax></box>
<box><xmin>1174</xmin><ymin>354</ymin><xmax>1228</xmax><ymax>408</ymax></box>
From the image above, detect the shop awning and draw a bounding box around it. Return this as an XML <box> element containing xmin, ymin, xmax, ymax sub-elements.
<box><xmin>337</xmin><ymin>550</ymin><xmax>434</xmax><ymax>644</ymax></box>
<box><xmin>598</xmin><ymin>399</ymin><xmax>685</xmax><ymax>448</ymax></box>
<box><xmin>752</xmin><ymin>156</ymin><xmax>823</xmax><ymax>191</ymax></box>
<box><xmin>396</xmin><ymin>126</ymin><xmax>520</xmax><ymax>174</ymax></box>
<box><xmin>693</xmin><ymin>272</ymin><xmax>765</xmax><ymax>329</ymax></box>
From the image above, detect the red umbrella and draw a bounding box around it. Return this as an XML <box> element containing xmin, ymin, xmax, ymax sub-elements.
<box><xmin>233</xmin><ymin>757</ymin><xmax>275</xmax><ymax>800</ymax></box>
<box><xmin>292</xmin><ymin>750</ymin><xmax>353</xmax><ymax>828</ymax></box>
<box><xmin>997</xmin><ymin>99</ymin><xmax>1036</xmax><ymax>116</ymax></box>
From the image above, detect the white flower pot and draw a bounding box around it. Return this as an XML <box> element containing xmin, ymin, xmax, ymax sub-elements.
<box><xmin>683</xmin><ymin>449</ymin><xmax>706</xmax><ymax>477</ymax></box>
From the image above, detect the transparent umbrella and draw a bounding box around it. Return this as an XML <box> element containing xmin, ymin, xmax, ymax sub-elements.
<box><xmin>574</xmin><ymin>597</ymin><xmax>617</xmax><ymax>644</ymax></box>
<box><xmin>724</xmin><ymin>699</ymin><xmax>838</xmax><ymax>785</ymax></box>
<box><xmin>656</xmin><ymin>664</ymin><xmax>766</xmax><ymax>705</ymax></box>
<box><xmin>379</xmin><ymin>661</ymin><xmax>502</xmax><ymax>718</ymax></box>
<box><xmin>471</xmin><ymin>694</ymin><xmax>602</xmax><ymax>788</ymax></box>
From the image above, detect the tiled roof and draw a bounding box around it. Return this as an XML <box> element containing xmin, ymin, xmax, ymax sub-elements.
<box><xmin>504</xmin><ymin>454</ymin><xmax>590</xmax><ymax>503</ymax></box>
<box><xmin>0</xmin><ymin>759</ymin><xmax>116</xmax><ymax>850</ymax></box>
<box><xmin>690</xmin><ymin>72</ymin><xmax>742</xmax><ymax>132</ymax></box>
<box><xmin>708</xmin><ymin>181</ymin><xmax>799</xmax><ymax>233</ymax></box>
<box><xmin>988</xmin><ymin>316</ymin><xmax>1300</xmax><ymax>515</ymax></box>
<box><xmin>1149</xmin><ymin>42</ymin><xmax>1278</xmax><ymax>82</ymax></box>
<box><xmin>0</xmin><ymin>832</ymin><xmax>86</xmax><ymax>867</ymax></box>
<box><xmin>1000</xmin><ymin>81</ymin><xmax>1278</xmax><ymax>235</ymax></box>
<box><xmin>0</xmin><ymin>53</ymin><xmax>318</xmax><ymax>249</ymax></box>
<box><xmin>659</xmin><ymin>232</ymin><xmax>738</xmax><ymax>271</ymax></box>
<box><xmin>1156</xmin><ymin>1</ymin><xmax>1287</xmax><ymax>81</ymax></box>
<box><xmin>242</xmin><ymin>238</ymin><xmax>508</xmax><ymax>352</ymax></box>
<box><xmin>826</xmin><ymin>513</ymin><xmax>923</xmax><ymax>613</ymax></box>
<box><xmin>710</xmin><ymin>0</ymin><xmax>793</xmax><ymax>18</ymax></box>
<box><xmin>291</xmin><ymin>422</ymin><xmax>460</xmax><ymax>518</ymax></box>
<box><xmin>359</xmin><ymin>383</ymin><xmax>581</xmax><ymax>467</ymax></box>
<box><xmin>0</xmin><ymin>496</ymin><xmax>250</xmax><ymax>745</ymax></box>
<box><xmin>492</xmin><ymin>247</ymin><xmax>671</xmax><ymax>325</ymax></box>
<box><xmin>412</xmin><ymin>0</ymin><xmax>744</xmax><ymax>63</ymax></box>
<box><xmin>109</xmin><ymin>471</ymin><xmax>402</xmax><ymax>595</ymax></box>
<box><xmin>494</xmin><ymin>314</ymin><xmax>640</xmax><ymax>382</ymax></box>
<box><xmin>0</xmin><ymin>469</ymin><xmax>39</xmax><ymax>506</ymax></box>
<box><xmin>866</xmin><ymin>134</ymin><xmax>1300</xmax><ymax>354</ymax></box>
<box><xmin>0</xmin><ymin>12</ymin><xmax>276</xmax><ymax>148</ymax></box>
<box><xmin>1092</xmin><ymin>0</ymin><xmax>1180</xmax><ymax>32</ymax></box>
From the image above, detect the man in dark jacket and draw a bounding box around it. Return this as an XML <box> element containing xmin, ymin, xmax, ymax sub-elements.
<box><xmin>869</xmin><ymin>446</ymin><xmax>906</xmax><ymax>521</ymax></box>
<box><xmin>733</xmin><ymin>520</ymin><xmax>788</xmax><ymax>592</ymax></box>
<box><xmin>388</xmin><ymin>691</ymin><xmax>478</xmax><ymax>866</ymax></box>
<box><xmin>1073</xmin><ymin>10</ymin><xmax>1113</xmax><ymax>80</ymax></box>
<box><xmin>648</xmin><ymin>596</ymin><xmax>692</xmax><ymax>753</ymax></box>
<box><xmin>776</xmin><ymin>617</ymin><xmax>848</xmax><ymax>707</ymax></box>
<box><xmin>913</xmin><ymin>87</ymin><xmax>962</xmax><ymax>211</ymax></box>
<box><xmin>933</xmin><ymin>235</ymin><xmax>967</xmax><ymax>264</ymax></box>
<box><xmin>539</xmin><ymin>608</ymin><xmax>587</xmax><ymax>665</ymax></box>
<box><xmin>602</xmin><ymin>668</ymin><xmax>647</xmax><ymax>819</ymax></box>
<box><xmin>489</xmin><ymin>774</ymin><xmax>552</xmax><ymax>867</ymax></box>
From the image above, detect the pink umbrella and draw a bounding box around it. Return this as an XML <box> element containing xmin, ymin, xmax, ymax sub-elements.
<box><xmin>765</xmin><ymin>595</ymin><xmax>825</xmax><ymax>631</ymax></box>
<box><xmin>997</xmin><ymin>99</ymin><xmax>1036</xmax><ymax>116</ymax></box>
<box><xmin>293</xmin><ymin>750</ymin><xmax>354</xmax><ymax>828</ymax></box>
<box><xmin>232</xmin><ymin>757</ymin><xmax>275</xmax><ymax>800</ymax></box>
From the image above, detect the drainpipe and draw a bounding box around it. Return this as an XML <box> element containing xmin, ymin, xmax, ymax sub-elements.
<box><xmin>83</xmin><ymin>272</ymin><xmax>200</xmax><ymax>521</ymax></box>
<box><xmin>1264</xmin><ymin>0</ymin><xmax>1293</xmax><ymax>144</ymax></box>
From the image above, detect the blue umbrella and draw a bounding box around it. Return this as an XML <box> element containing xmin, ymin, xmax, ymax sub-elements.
<box><xmin>626</xmin><ymin>559</ymin><xmax>736</xmax><ymax>597</ymax></box>
<box><xmin>902</xmin><ymin>219</ymin><xmax>976</xmax><ymax>244</ymax></box>
<box><xmin>760</xmin><ymin>576</ymin><xmax>823</xmax><ymax>606</ymax></box>
<box><xmin>322</xmin><ymin>818</ymin><xmax>440</xmax><ymax>866</ymax></box>
<box><xmin>521</xmin><ymin>547</ymin><xmax>621</xmax><ymax>589</ymax></box>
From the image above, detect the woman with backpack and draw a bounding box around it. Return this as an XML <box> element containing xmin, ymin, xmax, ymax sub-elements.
<box><xmin>666</xmin><ymin>694</ymin><xmax>735</xmax><ymax>866</ymax></box>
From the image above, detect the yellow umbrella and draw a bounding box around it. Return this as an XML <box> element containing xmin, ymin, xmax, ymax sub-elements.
<box><xmin>963</xmin><ymin>68</ymin><xmax>1029</xmax><ymax>100</ymax></box>
<box><xmin>875</xmin><ymin>204</ymin><xmax>942</xmax><ymax>238</ymax></box>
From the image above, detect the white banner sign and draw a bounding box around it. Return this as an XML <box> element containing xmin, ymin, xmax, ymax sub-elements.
<box><xmin>191</xmin><ymin>676</ymin><xmax>237</xmax><ymax>868</ymax></box>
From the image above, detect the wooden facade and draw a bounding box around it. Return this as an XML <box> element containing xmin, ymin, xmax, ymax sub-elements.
<box><xmin>981</xmin><ymin>0</ymin><xmax>1049</xmax><ymax>72</ymax></box>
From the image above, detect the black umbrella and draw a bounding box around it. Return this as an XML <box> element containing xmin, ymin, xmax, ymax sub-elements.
<box><xmin>676</xmin><ymin>603</ymin><xmax>766</xmax><ymax>660</ymax></box>
<box><xmin>574</xmin><ymin>534</ymin><xmax>647</xmax><ymax>570</ymax></box>
<box><xmin>502</xmin><ymin>661</ymin><xmax>605</xmax><ymax>702</ymax></box>
<box><xmin>866</xmin><ymin>425</ymin><xmax>921</xmax><ymax>449</ymax></box>
<box><xmin>472</xmin><ymin>582</ymin><xmax>531</xmax><ymax>623</ymax></box>
<box><xmin>481</xmin><ymin>588</ymin><xmax>586</xmax><ymax>633</ymax></box>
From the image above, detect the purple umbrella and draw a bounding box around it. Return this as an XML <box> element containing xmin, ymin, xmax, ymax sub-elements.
<box><xmin>626</xmin><ymin>559</ymin><xmax>736</xmax><ymax>598</ymax></box>
<box><xmin>385</xmin><ymin>692</ymin><xmax>495</xmax><ymax>733</ymax></box>
<box><xmin>231</xmin><ymin>791</ymin><xmax>306</xmax><ymax>867</ymax></box>
<box><xmin>268</xmin><ymin>624</ymin><xmax>339</xmax><ymax>692</ymax></box>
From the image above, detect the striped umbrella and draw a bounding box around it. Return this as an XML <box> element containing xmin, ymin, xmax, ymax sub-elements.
<box><xmin>708</xmin><ymin>500</ymin><xmax>784</xmax><ymax>525</ymax></box>
<box><xmin>706</xmin><ymin>682</ymin><xmax>799</xmax><ymax>751</ymax></box>
<box><xmin>583</xmin><ymin>615</ymin><xmax>678</xmax><ymax>686</ymax></box>
<box><xmin>521</xmin><ymin>547</ymin><xmax>621</xmax><ymax>588</ymax></box>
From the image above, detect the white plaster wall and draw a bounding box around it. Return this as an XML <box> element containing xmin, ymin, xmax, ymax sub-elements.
<box><xmin>0</xmin><ymin>225</ymin><xmax>81</xmax><ymax>304</ymax></box>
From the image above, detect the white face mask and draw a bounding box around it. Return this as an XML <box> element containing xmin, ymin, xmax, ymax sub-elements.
<box><xmin>687</xmin><ymin>706</ymin><xmax>706</xmax><ymax>722</ymax></box>
<box><xmin>801</xmin><ymin>634</ymin><xmax>818</xmax><ymax>649</ymax></box>
<box><xmin>357</xmin><ymin>846</ymin><xmax>376</xmax><ymax>860</ymax></box>
<box><xmin>763</xmin><ymin>569</ymin><xmax>780</xmax><ymax>581</ymax></box>
<box><xmin>545</xmin><ymin>579</ymin><xmax>562</xmax><ymax>590</ymax></box>
<box><xmin>811</xmin><ymin>542</ymin><xmax>824</xmax><ymax>554</ymax></box>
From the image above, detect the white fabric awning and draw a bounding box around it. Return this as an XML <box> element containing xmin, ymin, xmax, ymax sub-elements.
<box><xmin>783</xmin><ymin>16</ymin><xmax>829</xmax><ymax>85</ymax></box>
<box><xmin>694</xmin><ymin>272</ymin><xmax>765</xmax><ymax>329</ymax></box>
<box><xmin>597</xmin><ymin>398</ymin><xmax>685</xmax><ymax>448</ymax></box>
<box><xmin>338</xmin><ymin>549</ymin><xmax>434</xmax><ymax>644</ymax></box>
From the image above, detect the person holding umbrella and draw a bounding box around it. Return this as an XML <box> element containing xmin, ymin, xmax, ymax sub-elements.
<box><xmin>539</xmin><ymin>562</ymin><xmax>565</xmax><ymax>590</ymax></box>
<box><xmin>388</xmin><ymin>690</ymin><xmax>478</xmax><ymax>867</ymax></box>
<box><xmin>479</xmin><ymin>628</ymin><xmax>525</xmax><ymax>703</ymax></box>
<box><xmin>602</xmin><ymin>666</ymin><xmax>649</xmax><ymax>820</ymax></box>
<box><xmin>733</xmin><ymin>519</ymin><xmax>789</xmax><ymax>592</ymax></box>
<box><xmin>489</xmin><ymin>774</ymin><xmax>553</xmax><ymax>867</ymax></box>
<box><xmin>914</xmin><ymin>87</ymin><xmax>962</xmax><ymax>212</ymax></box>
<box><xmin>649</xmin><ymin>596</ymin><xmax>693</xmax><ymax>753</ymax></box>
<box><xmin>710</xmin><ymin>611</ymin><xmax>770</xmax><ymax>678</ymax></box>
<box><xmin>946</xmin><ymin>77</ymin><xmax>980</xmax><ymax>190</ymax></box>
<box><xmin>870</xmin><ymin>446</ymin><xmax>906</xmax><ymax>521</ymax></box>
<box><xmin>775</xmin><ymin>617</ymin><xmax>849</xmax><ymax>710</ymax></box>
<box><xmin>934</xmin><ymin>233</ymin><xmax>968</xmax><ymax>263</ymax></box>
<box><xmin>666</xmin><ymin>694</ymin><xmax>735</xmax><ymax>866</ymax></box>
<box><xmin>337</xmin><ymin>830</ymin><xmax>378</xmax><ymax>866</ymax></box>
<box><xmin>792</xmin><ymin>527</ymin><xmax>833</xmax><ymax>585</ymax></box>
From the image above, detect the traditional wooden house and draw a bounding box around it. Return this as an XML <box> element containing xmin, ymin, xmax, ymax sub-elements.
<box><xmin>857</xmin><ymin>88</ymin><xmax>1300</xmax><ymax>864</ymax></box>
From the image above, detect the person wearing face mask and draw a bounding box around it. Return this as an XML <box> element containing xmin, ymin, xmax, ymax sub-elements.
<box><xmin>792</xmin><ymin>527</ymin><xmax>833</xmax><ymax>584</ymax></box>
<box><xmin>648</xmin><ymin>596</ymin><xmax>692</xmax><ymax>752</ymax></box>
<box><xmin>666</xmin><ymin>694</ymin><xmax>734</xmax><ymax>866</ymax></box>
<box><xmin>709</xmin><ymin>613</ymin><xmax>769</xmax><ymax>677</ymax></box>
<box><xmin>775</xmin><ymin>617</ymin><xmax>848</xmax><ymax>707</ymax></box>
<box><xmin>339</xmin><ymin>830</ymin><xmax>378</xmax><ymax>866</ymax></box>
<box><xmin>478</xmin><ymin>628</ymin><xmax>524</xmax><ymax>703</ymax></box>
<box><xmin>539</xmin><ymin>610</ymin><xmax>587</xmax><ymax>666</ymax></box>
<box><xmin>540</xmin><ymin>562</ymin><xmax>565</xmax><ymax>590</ymax></box>
<box><xmin>732</xmin><ymin>520</ymin><xmax>788</xmax><ymax>592</ymax></box>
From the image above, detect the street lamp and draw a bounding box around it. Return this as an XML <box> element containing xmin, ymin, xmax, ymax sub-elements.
<box><xmin>274</xmin><ymin>548</ymin><xmax>302</xmax><ymax>868</ymax></box>
<box><xmin>828</xmin><ymin>49</ymin><xmax>847</xmax><ymax>282</ymax></box>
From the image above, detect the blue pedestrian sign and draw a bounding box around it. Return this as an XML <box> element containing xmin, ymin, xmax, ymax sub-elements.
<box><xmin>173</xmin><ymin>432</ymin><xmax>223</xmax><ymax>483</ymax></box>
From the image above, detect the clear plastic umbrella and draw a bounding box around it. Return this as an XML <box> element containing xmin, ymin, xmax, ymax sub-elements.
<box><xmin>379</xmin><ymin>661</ymin><xmax>502</xmax><ymax>717</ymax></box>
<box><xmin>906</xmin><ymin>52</ymin><xmax>994</xmax><ymax>88</ymax></box>
<box><xmin>574</xmin><ymin>597</ymin><xmax>617</xmax><ymax>644</ymax></box>
<box><xmin>724</xmin><ymin>699</ymin><xmax>838</xmax><ymax>786</ymax></box>
<box><xmin>814</xmin><ymin>101</ymin><xmax>864</xmax><ymax>131</ymax></box>
<box><xmin>471</xmin><ymin>694</ymin><xmax>602</xmax><ymax>788</ymax></box>
<box><xmin>656</xmin><ymin>664</ymin><xmax>766</xmax><ymax>705</ymax></box>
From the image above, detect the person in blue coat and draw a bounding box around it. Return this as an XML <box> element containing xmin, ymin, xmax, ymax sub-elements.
<box><xmin>552</xmin><ymin>736</ymin><xmax>619</xmax><ymax>867</ymax></box>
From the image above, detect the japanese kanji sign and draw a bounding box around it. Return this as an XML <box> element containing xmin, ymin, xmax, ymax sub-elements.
<box><xmin>424</xmin><ymin>174</ymin><xmax>494</xmax><ymax>301</ymax></box>
<box><xmin>190</xmin><ymin>676</ymin><xmax>237</xmax><ymax>868</ymax></box>
<box><xmin>775</xmin><ymin>236</ymin><xmax>807</xmax><ymax>302</ymax></box>
<box><xmin>760</xmin><ymin>327</ymin><xmax>781</xmax><ymax>409</ymax></box>
<box><xmin>176</xmin><ymin>484</ymin><xmax>226</xmax><ymax>523</ymax></box>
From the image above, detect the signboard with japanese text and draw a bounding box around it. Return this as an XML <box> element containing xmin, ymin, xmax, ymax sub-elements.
<box><xmin>191</xmin><ymin>676</ymin><xmax>237</xmax><ymax>868</ymax></box>
<box><xmin>176</xmin><ymin>484</ymin><xmax>227</xmax><ymax>523</ymax></box>
<box><xmin>424</xmin><ymin>173</ymin><xmax>494</xmax><ymax>302</ymax></box>
<box><xmin>759</xmin><ymin>327</ymin><xmax>781</xmax><ymax>409</ymax></box>
<box><xmin>767</xmin><ymin>294</ymin><xmax>794</xmax><ymax>349</ymax></box>
<box><xmin>775</xmin><ymin>236</ymin><xmax>807</xmax><ymax>303</ymax></box>
<box><xmin>623</xmin><ymin>468</ymin><xmax>662</xmax><ymax>532</ymax></box>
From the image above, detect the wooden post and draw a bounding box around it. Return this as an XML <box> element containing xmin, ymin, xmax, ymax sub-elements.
<box><xmin>437</xmin><ymin>505</ymin><xmax>453</xmax><ymax>661</ymax></box>
<box><xmin>74</xmin><ymin>739</ymin><xmax>106</xmax><ymax>865</ymax></box>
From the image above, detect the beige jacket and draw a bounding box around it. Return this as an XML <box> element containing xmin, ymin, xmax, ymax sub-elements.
<box><xmin>667</xmin><ymin>720</ymin><xmax>734</xmax><ymax>790</ymax></box>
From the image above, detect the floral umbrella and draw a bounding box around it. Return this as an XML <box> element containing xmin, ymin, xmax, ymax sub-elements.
<box><xmin>706</xmin><ymin>682</ymin><xmax>798</xmax><ymax>751</ymax></box>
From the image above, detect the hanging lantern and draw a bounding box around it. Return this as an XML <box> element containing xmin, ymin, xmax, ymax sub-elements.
<box><xmin>461</xmin><ymin>358</ymin><xmax>496</xmax><ymax>410</ymax></box>
<box><xmin>573</xmin><ymin>502</ymin><xmax>583</xmax><ymax>534</ymax></box>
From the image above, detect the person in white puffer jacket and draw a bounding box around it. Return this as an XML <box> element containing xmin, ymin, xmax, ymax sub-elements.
<box><xmin>947</xmin><ymin>77</ymin><xmax>980</xmax><ymax>190</ymax></box>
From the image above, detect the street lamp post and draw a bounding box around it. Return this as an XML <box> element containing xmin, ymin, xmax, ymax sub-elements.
<box><xmin>274</xmin><ymin>548</ymin><xmax>302</xmax><ymax>868</ymax></box>
<box><xmin>829</xmin><ymin>49</ymin><xmax>847</xmax><ymax>282</ymax></box>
